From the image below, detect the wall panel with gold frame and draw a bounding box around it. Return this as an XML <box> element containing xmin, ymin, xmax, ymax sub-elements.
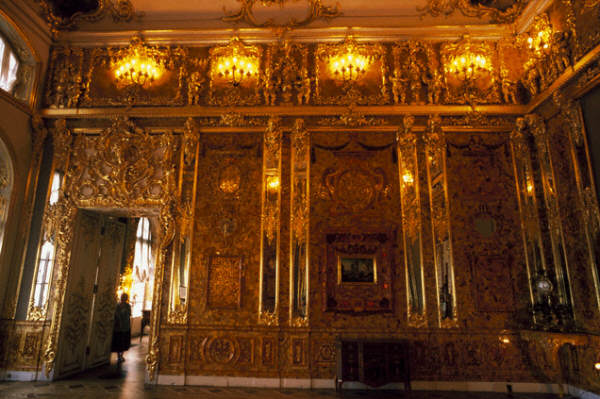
<box><xmin>289</xmin><ymin>119</ymin><xmax>310</xmax><ymax>326</ymax></box>
<box><xmin>397</xmin><ymin>116</ymin><xmax>426</xmax><ymax>327</ymax></box>
<box><xmin>259</xmin><ymin>117</ymin><xmax>282</xmax><ymax>324</ymax></box>
<box><xmin>424</xmin><ymin>116</ymin><xmax>457</xmax><ymax>327</ymax></box>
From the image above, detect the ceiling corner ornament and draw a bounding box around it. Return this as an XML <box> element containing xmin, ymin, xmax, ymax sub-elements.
<box><xmin>417</xmin><ymin>0</ymin><xmax>529</xmax><ymax>23</ymax></box>
<box><xmin>35</xmin><ymin>0</ymin><xmax>139</xmax><ymax>35</ymax></box>
<box><xmin>222</xmin><ymin>0</ymin><xmax>342</xmax><ymax>29</ymax></box>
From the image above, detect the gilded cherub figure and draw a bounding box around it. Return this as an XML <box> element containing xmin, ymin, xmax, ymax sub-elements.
<box><xmin>408</xmin><ymin>59</ymin><xmax>424</xmax><ymax>104</ymax></box>
<box><xmin>52</xmin><ymin>65</ymin><xmax>69</xmax><ymax>108</ymax></box>
<box><xmin>391</xmin><ymin>69</ymin><xmax>408</xmax><ymax>104</ymax></box>
<box><xmin>524</xmin><ymin>66</ymin><xmax>540</xmax><ymax>96</ymax></box>
<box><xmin>500</xmin><ymin>69</ymin><xmax>518</xmax><ymax>104</ymax></box>
<box><xmin>66</xmin><ymin>74</ymin><xmax>82</xmax><ymax>108</ymax></box>
<box><xmin>187</xmin><ymin>71</ymin><xmax>205</xmax><ymax>105</ymax></box>
<box><xmin>427</xmin><ymin>69</ymin><xmax>444</xmax><ymax>104</ymax></box>
<box><xmin>263</xmin><ymin>65</ymin><xmax>276</xmax><ymax>106</ymax></box>
<box><xmin>553</xmin><ymin>31</ymin><xmax>572</xmax><ymax>73</ymax></box>
<box><xmin>297</xmin><ymin>71</ymin><xmax>311</xmax><ymax>105</ymax></box>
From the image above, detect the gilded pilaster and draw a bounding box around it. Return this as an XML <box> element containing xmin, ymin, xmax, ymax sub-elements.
<box><xmin>424</xmin><ymin>115</ymin><xmax>458</xmax><ymax>327</ymax></box>
<box><xmin>397</xmin><ymin>115</ymin><xmax>426</xmax><ymax>327</ymax></box>
<box><xmin>290</xmin><ymin>119</ymin><xmax>310</xmax><ymax>326</ymax></box>
<box><xmin>526</xmin><ymin>113</ymin><xmax>575</xmax><ymax>329</ymax></box>
<box><xmin>259</xmin><ymin>116</ymin><xmax>282</xmax><ymax>325</ymax></box>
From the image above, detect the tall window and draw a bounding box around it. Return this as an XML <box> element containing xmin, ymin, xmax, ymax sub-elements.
<box><xmin>131</xmin><ymin>217</ymin><xmax>154</xmax><ymax>318</ymax></box>
<box><xmin>0</xmin><ymin>138</ymin><xmax>13</xmax><ymax>260</ymax></box>
<box><xmin>29</xmin><ymin>171</ymin><xmax>62</xmax><ymax>318</ymax></box>
<box><xmin>32</xmin><ymin>241</ymin><xmax>54</xmax><ymax>308</ymax></box>
<box><xmin>0</xmin><ymin>36</ymin><xmax>19</xmax><ymax>93</ymax></box>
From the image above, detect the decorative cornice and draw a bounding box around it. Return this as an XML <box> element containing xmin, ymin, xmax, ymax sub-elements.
<box><xmin>40</xmin><ymin>104</ymin><xmax>528</xmax><ymax>119</ymax></box>
<box><xmin>56</xmin><ymin>25</ymin><xmax>514</xmax><ymax>47</ymax></box>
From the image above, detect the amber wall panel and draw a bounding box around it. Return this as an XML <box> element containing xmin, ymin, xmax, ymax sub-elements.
<box><xmin>189</xmin><ymin>132</ymin><xmax>262</xmax><ymax>327</ymax></box>
<box><xmin>446</xmin><ymin>133</ymin><xmax>528</xmax><ymax>329</ymax></box>
<box><xmin>309</xmin><ymin>131</ymin><xmax>404</xmax><ymax>329</ymax></box>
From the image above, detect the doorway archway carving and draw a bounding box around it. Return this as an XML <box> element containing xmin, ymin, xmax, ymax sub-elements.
<box><xmin>40</xmin><ymin>115</ymin><xmax>191</xmax><ymax>381</ymax></box>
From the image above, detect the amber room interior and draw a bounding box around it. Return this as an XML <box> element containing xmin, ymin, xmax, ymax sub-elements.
<box><xmin>2</xmin><ymin>0</ymin><xmax>600</xmax><ymax>397</ymax></box>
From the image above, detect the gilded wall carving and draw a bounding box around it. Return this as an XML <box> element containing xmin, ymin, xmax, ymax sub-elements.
<box><xmin>68</xmin><ymin>116</ymin><xmax>175</xmax><ymax>208</ymax></box>
<box><xmin>43</xmin><ymin>35</ymin><xmax>580</xmax><ymax>109</ymax></box>
<box><xmin>17</xmin><ymin>0</ymin><xmax>600</xmax><ymax>390</ymax></box>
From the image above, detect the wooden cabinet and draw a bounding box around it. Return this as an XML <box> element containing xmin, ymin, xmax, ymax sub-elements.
<box><xmin>336</xmin><ymin>339</ymin><xmax>410</xmax><ymax>391</ymax></box>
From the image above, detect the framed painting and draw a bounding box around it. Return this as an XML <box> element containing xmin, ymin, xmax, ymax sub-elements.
<box><xmin>337</xmin><ymin>255</ymin><xmax>377</xmax><ymax>284</ymax></box>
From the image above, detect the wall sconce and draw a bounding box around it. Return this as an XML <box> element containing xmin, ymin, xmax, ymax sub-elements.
<box><xmin>526</xmin><ymin>178</ymin><xmax>534</xmax><ymax>195</ymax></box>
<box><xmin>526</xmin><ymin>14</ymin><xmax>552</xmax><ymax>58</ymax></box>
<box><xmin>210</xmin><ymin>37</ymin><xmax>260</xmax><ymax>88</ymax></box>
<box><xmin>330</xmin><ymin>52</ymin><xmax>370</xmax><ymax>82</ymax></box>
<box><xmin>594</xmin><ymin>361</ymin><xmax>600</xmax><ymax>373</ymax></box>
<box><xmin>323</xmin><ymin>36</ymin><xmax>375</xmax><ymax>84</ymax></box>
<box><xmin>441</xmin><ymin>37</ymin><xmax>494</xmax><ymax>104</ymax></box>
<box><xmin>443</xmin><ymin>38</ymin><xmax>492</xmax><ymax>83</ymax></box>
<box><xmin>402</xmin><ymin>172</ymin><xmax>414</xmax><ymax>185</ymax></box>
<box><xmin>266</xmin><ymin>175</ymin><xmax>280</xmax><ymax>193</ymax></box>
<box><xmin>111</xmin><ymin>34</ymin><xmax>165</xmax><ymax>89</ymax></box>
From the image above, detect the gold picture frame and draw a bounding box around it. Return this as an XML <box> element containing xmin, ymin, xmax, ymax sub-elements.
<box><xmin>337</xmin><ymin>255</ymin><xmax>378</xmax><ymax>285</ymax></box>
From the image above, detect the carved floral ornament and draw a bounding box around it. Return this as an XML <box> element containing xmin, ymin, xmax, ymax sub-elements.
<box><xmin>222</xmin><ymin>0</ymin><xmax>342</xmax><ymax>29</ymax></box>
<box><xmin>34</xmin><ymin>0</ymin><xmax>138</xmax><ymax>36</ymax></box>
<box><xmin>68</xmin><ymin>116</ymin><xmax>175</xmax><ymax>209</ymax></box>
<box><xmin>418</xmin><ymin>0</ymin><xmax>530</xmax><ymax>23</ymax></box>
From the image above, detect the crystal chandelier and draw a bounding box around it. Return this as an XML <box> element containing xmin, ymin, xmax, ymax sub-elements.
<box><xmin>112</xmin><ymin>34</ymin><xmax>164</xmax><ymax>89</ymax></box>
<box><xmin>327</xmin><ymin>37</ymin><xmax>372</xmax><ymax>82</ymax></box>
<box><xmin>216</xmin><ymin>55</ymin><xmax>256</xmax><ymax>87</ymax></box>
<box><xmin>330</xmin><ymin>52</ymin><xmax>370</xmax><ymax>81</ymax></box>
<box><xmin>444</xmin><ymin>42</ymin><xmax>492</xmax><ymax>83</ymax></box>
<box><xmin>211</xmin><ymin>37</ymin><xmax>259</xmax><ymax>87</ymax></box>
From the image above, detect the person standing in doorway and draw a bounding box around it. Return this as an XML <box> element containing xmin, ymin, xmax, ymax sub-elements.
<box><xmin>112</xmin><ymin>292</ymin><xmax>132</xmax><ymax>363</ymax></box>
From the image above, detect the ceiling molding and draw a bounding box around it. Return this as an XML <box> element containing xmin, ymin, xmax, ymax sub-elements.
<box><xmin>514</xmin><ymin>0</ymin><xmax>554</xmax><ymax>34</ymax></box>
<box><xmin>40</xmin><ymin>104</ymin><xmax>527</xmax><ymax>119</ymax></box>
<box><xmin>56</xmin><ymin>24</ymin><xmax>514</xmax><ymax>47</ymax></box>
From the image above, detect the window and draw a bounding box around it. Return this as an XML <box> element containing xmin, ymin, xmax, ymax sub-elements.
<box><xmin>32</xmin><ymin>240</ymin><xmax>55</xmax><ymax>308</ymax></box>
<box><xmin>0</xmin><ymin>35</ymin><xmax>19</xmax><ymax>93</ymax></box>
<box><xmin>48</xmin><ymin>171</ymin><xmax>62</xmax><ymax>205</ymax></box>
<box><xmin>131</xmin><ymin>217</ymin><xmax>154</xmax><ymax>318</ymax></box>
<box><xmin>28</xmin><ymin>170</ymin><xmax>63</xmax><ymax>318</ymax></box>
<box><xmin>0</xmin><ymin>138</ymin><xmax>13</xmax><ymax>260</ymax></box>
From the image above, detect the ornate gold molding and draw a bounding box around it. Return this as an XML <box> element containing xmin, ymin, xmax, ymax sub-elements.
<box><xmin>34</xmin><ymin>0</ymin><xmax>139</xmax><ymax>37</ymax></box>
<box><xmin>418</xmin><ymin>0</ymin><xmax>529</xmax><ymax>23</ymax></box>
<box><xmin>259</xmin><ymin>116</ymin><xmax>282</xmax><ymax>323</ymax></box>
<box><xmin>222</xmin><ymin>0</ymin><xmax>342</xmax><ymax>30</ymax></box>
<box><xmin>290</xmin><ymin>118</ymin><xmax>310</xmax><ymax>325</ymax></box>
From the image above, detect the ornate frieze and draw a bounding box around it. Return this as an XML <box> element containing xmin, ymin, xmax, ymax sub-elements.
<box><xmin>417</xmin><ymin>0</ymin><xmax>529</xmax><ymax>23</ymax></box>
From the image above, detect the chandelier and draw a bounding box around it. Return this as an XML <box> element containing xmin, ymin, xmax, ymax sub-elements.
<box><xmin>330</xmin><ymin>52</ymin><xmax>370</xmax><ymax>81</ymax></box>
<box><xmin>442</xmin><ymin>37</ymin><xmax>494</xmax><ymax>104</ymax></box>
<box><xmin>526</xmin><ymin>14</ymin><xmax>552</xmax><ymax>58</ymax></box>
<box><xmin>326</xmin><ymin>37</ymin><xmax>373</xmax><ymax>83</ymax></box>
<box><xmin>444</xmin><ymin>42</ymin><xmax>492</xmax><ymax>83</ymax></box>
<box><xmin>216</xmin><ymin>55</ymin><xmax>256</xmax><ymax>87</ymax></box>
<box><xmin>210</xmin><ymin>37</ymin><xmax>260</xmax><ymax>87</ymax></box>
<box><xmin>111</xmin><ymin>34</ymin><xmax>165</xmax><ymax>89</ymax></box>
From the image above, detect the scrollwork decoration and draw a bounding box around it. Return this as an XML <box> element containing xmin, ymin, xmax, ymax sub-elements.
<box><xmin>417</xmin><ymin>0</ymin><xmax>529</xmax><ymax>23</ymax></box>
<box><xmin>222</xmin><ymin>0</ymin><xmax>342</xmax><ymax>29</ymax></box>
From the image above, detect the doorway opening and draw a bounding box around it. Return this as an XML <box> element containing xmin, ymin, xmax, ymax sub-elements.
<box><xmin>53</xmin><ymin>210</ymin><xmax>157</xmax><ymax>381</ymax></box>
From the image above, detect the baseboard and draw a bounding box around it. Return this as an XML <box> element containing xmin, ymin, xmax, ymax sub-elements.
<box><xmin>568</xmin><ymin>384</ymin><xmax>600</xmax><ymax>399</ymax></box>
<box><xmin>1</xmin><ymin>370</ymin><xmax>49</xmax><ymax>381</ymax></box>
<box><xmin>157</xmin><ymin>375</ymin><xmax>564</xmax><ymax>393</ymax></box>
